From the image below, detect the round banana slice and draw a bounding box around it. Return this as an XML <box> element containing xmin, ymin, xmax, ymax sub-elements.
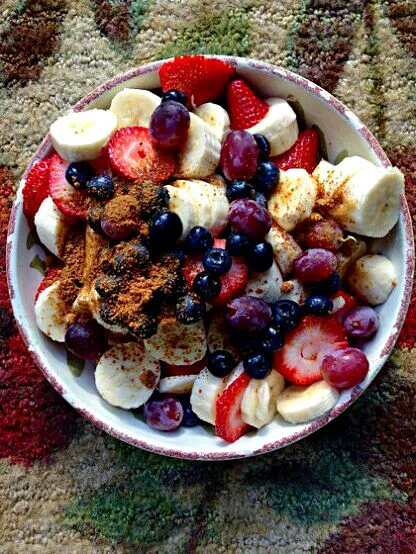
<box><xmin>245</xmin><ymin>261</ymin><xmax>283</xmax><ymax>304</ymax></box>
<box><xmin>159</xmin><ymin>375</ymin><xmax>196</xmax><ymax>395</ymax></box>
<box><xmin>276</xmin><ymin>381</ymin><xmax>339</xmax><ymax>424</ymax></box>
<box><xmin>35</xmin><ymin>281</ymin><xmax>70</xmax><ymax>342</ymax></box>
<box><xmin>194</xmin><ymin>102</ymin><xmax>230</xmax><ymax>142</ymax></box>
<box><xmin>348</xmin><ymin>254</ymin><xmax>396</xmax><ymax>305</ymax></box>
<box><xmin>34</xmin><ymin>197</ymin><xmax>67</xmax><ymax>258</ymax></box>
<box><xmin>50</xmin><ymin>109</ymin><xmax>117</xmax><ymax>162</ymax></box>
<box><xmin>90</xmin><ymin>289</ymin><xmax>129</xmax><ymax>335</ymax></box>
<box><xmin>241</xmin><ymin>370</ymin><xmax>285</xmax><ymax>428</ymax></box>
<box><xmin>110</xmin><ymin>88</ymin><xmax>161</xmax><ymax>129</ymax></box>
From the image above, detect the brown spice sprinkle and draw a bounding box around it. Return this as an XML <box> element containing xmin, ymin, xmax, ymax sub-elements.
<box><xmin>281</xmin><ymin>281</ymin><xmax>294</xmax><ymax>294</ymax></box>
<box><xmin>103</xmin><ymin>195</ymin><xmax>149</xmax><ymax>238</ymax></box>
<box><xmin>140</xmin><ymin>369</ymin><xmax>159</xmax><ymax>389</ymax></box>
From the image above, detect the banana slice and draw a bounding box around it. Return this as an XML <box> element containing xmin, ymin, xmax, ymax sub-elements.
<box><xmin>245</xmin><ymin>261</ymin><xmax>282</xmax><ymax>303</ymax></box>
<box><xmin>159</xmin><ymin>375</ymin><xmax>196</xmax><ymax>395</ymax></box>
<box><xmin>34</xmin><ymin>197</ymin><xmax>67</xmax><ymax>258</ymax></box>
<box><xmin>207</xmin><ymin>311</ymin><xmax>241</xmax><ymax>360</ymax></box>
<box><xmin>336</xmin><ymin>235</ymin><xmax>367</xmax><ymax>279</ymax></box>
<box><xmin>241</xmin><ymin>370</ymin><xmax>285</xmax><ymax>429</ymax></box>
<box><xmin>50</xmin><ymin>109</ymin><xmax>117</xmax><ymax>162</ymax></box>
<box><xmin>348</xmin><ymin>254</ymin><xmax>396</xmax><ymax>305</ymax></box>
<box><xmin>110</xmin><ymin>88</ymin><xmax>161</xmax><ymax>129</ymax></box>
<box><xmin>268</xmin><ymin>169</ymin><xmax>317</xmax><ymax>231</ymax></box>
<box><xmin>279</xmin><ymin>279</ymin><xmax>307</xmax><ymax>304</ymax></box>
<box><xmin>90</xmin><ymin>289</ymin><xmax>129</xmax><ymax>335</ymax></box>
<box><xmin>95</xmin><ymin>342</ymin><xmax>160</xmax><ymax>409</ymax></box>
<box><xmin>195</xmin><ymin>179</ymin><xmax>229</xmax><ymax>236</ymax></box>
<box><xmin>190</xmin><ymin>367</ymin><xmax>229</xmax><ymax>424</ymax></box>
<box><xmin>247</xmin><ymin>98</ymin><xmax>298</xmax><ymax>156</ymax></box>
<box><xmin>171</xmin><ymin>179</ymin><xmax>211</xmax><ymax>230</ymax></box>
<box><xmin>174</xmin><ymin>113</ymin><xmax>221</xmax><ymax>179</ymax></box>
<box><xmin>266</xmin><ymin>223</ymin><xmax>302</xmax><ymax>276</ymax></box>
<box><xmin>194</xmin><ymin>103</ymin><xmax>230</xmax><ymax>142</ymax></box>
<box><xmin>35</xmin><ymin>281</ymin><xmax>69</xmax><ymax>342</ymax></box>
<box><xmin>164</xmin><ymin>184</ymin><xmax>199</xmax><ymax>239</ymax></box>
<box><xmin>276</xmin><ymin>381</ymin><xmax>339</xmax><ymax>424</ymax></box>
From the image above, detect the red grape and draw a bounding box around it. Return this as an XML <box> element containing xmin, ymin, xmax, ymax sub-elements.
<box><xmin>321</xmin><ymin>347</ymin><xmax>369</xmax><ymax>389</ymax></box>
<box><xmin>301</xmin><ymin>219</ymin><xmax>344</xmax><ymax>253</ymax></box>
<box><xmin>294</xmin><ymin>248</ymin><xmax>337</xmax><ymax>283</ymax></box>
<box><xmin>343</xmin><ymin>306</ymin><xmax>379</xmax><ymax>338</ymax></box>
<box><xmin>149</xmin><ymin>101</ymin><xmax>190</xmax><ymax>150</ymax></box>
<box><xmin>220</xmin><ymin>130</ymin><xmax>258</xmax><ymax>181</ymax></box>
<box><xmin>227</xmin><ymin>296</ymin><xmax>272</xmax><ymax>332</ymax></box>
<box><xmin>144</xmin><ymin>397</ymin><xmax>183</xmax><ymax>431</ymax></box>
<box><xmin>65</xmin><ymin>321</ymin><xmax>108</xmax><ymax>361</ymax></box>
<box><xmin>228</xmin><ymin>198</ymin><xmax>271</xmax><ymax>239</ymax></box>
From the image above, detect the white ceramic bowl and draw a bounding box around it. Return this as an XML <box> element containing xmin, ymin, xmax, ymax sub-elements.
<box><xmin>7</xmin><ymin>57</ymin><xmax>414</xmax><ymax>460</ymax></box>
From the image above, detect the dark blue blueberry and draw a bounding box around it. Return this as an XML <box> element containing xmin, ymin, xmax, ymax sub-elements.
<box><xmin>251</xmin><ymin>190</ymin><xmax>268</xmax><ymax>208</ymax></box>
<box><xmin>87</xmin><ymin>175</ymin><xmax>115</xmax><ymax>200</ymax></box>
<box><xmin>311</xmin><ymin>272</ymin><xmax>342</xmax><ymax>295</ymax></box>
<box><xmin>226</xmin><ymin>180</ymin><xmax>254</xmax><ymax>202</ymax></box>
<box><xmin>87</xmin><ymin>206</ymin><xmax>104</xmax><ymax>234</ymax></box>
<box><xmin>149</xmin><ymin>210</ymin><xmax>183</xmax><ymax>249</ymax></box>
<box><xmin>110</xmin><ymin>243</ymin><xmax>150</xmax><ymax>273</ymax></box>
<box><xmin>226</xmin><ymin>233</ymin><xmax>251</xmax><ymax>256</ymax></box>
<box><xmin>253</xmin><ymin>133</ymin><xmax>270</xmax><ymax>159</ymax></box>
<box><xmin>252</xmin><ymin>161</ymin><xmax>280</xmax><ymax>195</ymax></box>
<box><xmin>181</xmin><ymin>403</ymin><xmax>200</xmax><ymax>427</ymax></box>
<box><xmin>176</xmin><ymin>294</ymin><xmax>206</xmax><ymax>324</ymax></box>
<box><xmin>260</xmin><ymin>325</ymin><xmax>284</xmax><ymax>353</ymax></box>
<box><xmin>192</xmin><ymin>271</ymin><xmax>221</xmax><ymax>300</ymax></box>
<box><xmin>270</xmin><ymin>299</ymin><xmax>302</xmax><ymax>332</ymax></box>
<box><xmin>134</xmin><ymin>316</ymin><xmax>158</xmax><ymax>339</ymax></box>
<box><xmin>161</xmin><ymin>89</ymin><xmax>188</xmax><ymax>106</ymax></box>
<box><xmin>208</xmin><ymin>350</ymin><xmax>235</xmax><ymax>377</ymax></box>
<box><xmin>247</xmin><ymin>240</ymin><xmax>274</xmax><ymax>272</ymax></box>
<box><xmin>186</xmin><ymin>226</ymin><xmax>214</xmax><ymax>253</ymax></box>
<box><xmin>65</xmin><ymin>162</ymin><xmax>94</xmax><ymax>189</ymax></box>
<box><xmin>169</xmin><ymin>248</ymin><xmax>186</xmax><ymax>266</ymax></box>
<box><xmin>202</xmin><ymin>248</ymin><xmax>232</xmax><ymax>275</ymax></box>
<box><xmin>231</xmin><ymin>330</ymin><xmax>260</xmax><ymax>355</ymax></box>
<box><xmin>303</xmin><ymin>295</ymin><xmax>334</xmax><ymax>315</ymax></box>
<box><xmin>243</xmin><ymin>352</ymin><xmax>272</xmax><ymax>379</ymax></box>
<box><xmin>94</xmin><ymin>275</ymin><xmax>121</xmax><ymax>298</ymax></box>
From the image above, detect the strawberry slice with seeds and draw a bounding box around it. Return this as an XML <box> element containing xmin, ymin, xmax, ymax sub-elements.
<box><xmin>22</xmin><ymin>159</ymin><xmax>50</xmax><ymax>226</ymax></box>
<box><xmin>274</xmin><ymin>315</ymin><xmax>349</xmax><ymax>385</ymax></box>
<box><xmin>216</xmin><ymin>371</ymin><xmax>251</xmax><ymax>443</ymax></box>
<box><xmin>164</xmin><ymin>356</ymin><xmax>208</xmax><ymax>377</ymax></box>
<box><xmin>108</xmin><ymin>127</ymin><xmax>175</xmax><ymax>182</ymax></box>
<box><xmin>272</xmin><ymin>128</ymin><xmax>319</xmax><ymax>174</ymax></box>
<box><xmin>159</xmin><ymin>55</ymin><xmax>235</xmax><ymax>107</ymax></box>
<box><xmin>331</xmin><ymin>291</ymin><xmax>359</xmax><ymax>324</ymax></box>
<box><xmin>35</xmin><ymin>266</ymin><xmax>62</xmax><ymax>302</ymax></box>
<box><xmin>227</xmin><ymin>79</ymin><xmax>269</xmax><ymax>130</ymax></box>
<box><xmin>49</xmin><ymin>153</ymin><xmax>90</xmax><ymax>219</ymax></box>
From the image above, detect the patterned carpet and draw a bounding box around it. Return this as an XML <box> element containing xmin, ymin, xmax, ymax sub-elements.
<box><xmin>0</xmin><ymin>1</ymin><xmax>415</xmax><ymax>552</ymax></box>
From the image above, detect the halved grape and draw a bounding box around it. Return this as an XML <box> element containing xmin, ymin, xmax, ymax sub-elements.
<box><xmin>143</xmin><ymin>397</ymin><xmax>184</xmax><ymax>431</ymax></box>
<box><xmin>65</xmin><ymin>321</ymin><xmax>108</xmax><ymax>361</ymax></box>
<box><xmin>220</xmin><ymin>130</ymin><xmax>258</xmax><ymax>181</ymax></box>
<box><xmin>149</xmin><ymin>101</ymin><xmax>190</xmax><ymax>150</ymax></box>
<box><xmin>301</xmin><ymin>219</ymin><xmax>344</xmax><ymax>252</ymax></box>
<box><xmin>343</xmin><ymin>306</ymin><xmax>379</xmax><ymax>338</ymax></box>
<box><xmin>294</xmin><ymin>248</ymin><xmax>337</xmax><ymax>283</ymax></box>
<box><xmin>321</xmin><ymin>347</ymin><xmax>369</xmax><ymax>389</ymax></box>
<box><xmin>228</xmin><ymin>198</ymin><xmax>271</xmax><ymax>239</ymax></box>
<box><xmin>227</xmin><ymin>296</ymin><xmax>272</xmax><ymax>332</ymax></box>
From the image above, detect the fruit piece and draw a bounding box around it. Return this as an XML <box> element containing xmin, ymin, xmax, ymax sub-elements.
<box><xmin>108</xmin><ymin>126</ymin><xmax>175</xmax><ymax>181</ymax></box>
<box><xmin>303</xmin><ymin>295</ymin><xmax>334</xmax><ymax>315</ymax></box>
<box><xmin>273</xmin><ymin>315</ymin><xmax>349</xmax><ymax>385</ymax></box>
<box><xmin>65</xmin><ymin>321</ymin><xmax>108</xmax><ymax>361</ymax></box>
<box><xmin>348</xmin><ymin>254</ymin><xmax>396</xmax><ymax>306</ymax></box>
<box><xmin>186</xmin><ymin>226</ymin><xmax>214</xmax><ymax>253</ymax></box>
<box><xmin>34</xmin><ymin>196</ymin><xmax>68</xmax><ymax>258</ymax></box>
<box><xmin>207</xmin><ymin>311</ymin><xmax>241</xmax><ymax>360</ymax></box>
<box><xmin>266</xmin><ymin>223</ymin><xmax>302</xmax><ymax>277</ymax></box>
<box><xmin>159</xmin><ymin>55</ymin><xmax>235</xmax><ymax>107</ymax></box>
<box><xmin>228</xmin><ymin>198</ymin><xmax>271</xmax><ymax>239</ymax></box>
<box><xmin>252</xmin><ymin>161</ymin><xmax>280</xmax><ymax>195</ymax></box>
<box><xmin>276</xmin><ymin>381</ymin><xmax>339</xmax><ymax>424</ymax></box>
<box><xmin>109</xmin><ymin>243</ymin><xmax>150</xmax><ymax>274</ymax></box>
<box><xmin>94</xmin><ymin>275</ymin><xmax>121</xmax><ymax>298</ymax></box>
<box><xmin>144</xmin><ymin>397</ymin><xmax>183</xmax><ymax>431</ymax></box>
<box><xmin>215</xmin><ymin>371</ymin><xmax>251</xmax><ymax>443</ymax></box>
<box><xmin>164</xmin><ymin>184</ymin><xmax>198</xmax><ymax>239</ymax></box>
<box><xmin>164</xmin><ymin>357</ymin><xmax>208</xmax><ymax>377</ymax></box>
<box><xmin>241</xmin><ymin>369</ymin><xmax>284</xmax><ymax>428</ymax></box>
<box><xmin>149</xmin><ymin>210</ymin><xmax>183</xmax><ymax>250</ymax></box>
<box><xmin>176</xmin><ymin>293</ymin><xmax>206</xmax><ymax>325</ymax></box>
<box><xmin>227</xmin><ymin>79</ymin><xmax>269</xmax><ymax>130</ymax></box>
<box><xmin>321</xmin><ymin>347</ymin><xmax>369</xmax><ymax>389</ymax></box>
<box><xmin>251</xmin><ymin>190</ymin><xmax>267</xmax><ymax>208</ymax></box>
<box><xmin>260</xmin><ymin>325</ymin><xmax>285</xmax><ymax>353</ymax></box>
<box><xmin>194</xmin><ymin>102</ymin><xmax>231</xmax><ymax>142</ymax></box>
<box><xmin>86</xmin><ymin>174</ymin><xmax>115</xmax><ymax>201</ymax></box>
<box><xmin>87</xmin><ymin>206</ymin><xmax>104</xmax><ymax>234</ymax></box>
<box><xmin>34</xmin><ymin>281</ymin><xmax>70</xmax><ymax>342</ymax></box>
<box><xmin>158</xmin><ymin>375</ymin><xmax>196</xmax><ymax>395</ymax></box>
<box><xmin>110</xmin><ymin>88</ymin><xmax>161</xmax><ymax>129</ymax></box>
<box><xmin>89</xmin><ymin>151</ymin><xmax>111</xmax><ymax>175</ymax></box>
<box><xmin>226</xmin><ymin>180</ymin><xmax>254</xmax><ymax>202</ymax></box>
<box><xmin>162</xmin><ymin>89</ymin><xmax>187</xmax><ymax>106</ymax></box>
<box><xmin>272</xmin><ymin>128</ymin><xmax>319</xmax><ymax>174</ymax></box>
<box><xmin>336</xmin><ymin>235</ymin><xmax>368</xmax><ymax>279</ymax></box>
<box><xmin>208</xmin><ymin>350</ymin><xmax>236</xmax><ymax>378</ymax></box>
<box><xmin>181</xmin><ymin>401</ymin><xmax>200</xmax><ymax>427</ymax></box>
<box><xmin>50</xmin><ymin>109</ymin><xmax>117</xmax><ymax>162</ymax></box>
<box><xmin>149</xmin><ymin>100</ymin><xmax>190</xmax><ymax>150</ymax></box>
<box><xmin>310</xmin><ymin>272</ymin><xmax>342</xmax><ymax>296</ymax></box>
<box><xmin>279</xmin><ymin>279</ymin><xmax>307</xmax><ymax>305</ymax></box>
<box><xmin>220</xmin><ymin>130</ymin><xmax>258</xmax><ymax>181</ymax></box>
<box><xmin>22</xmin><ymin>159</ymin><xmax>50</xmax><ymax>225</ymax></box>
<box><xmin>343</xmin><ymin>306</ymin><xmax>379</xmax><ymax>339</ymax></box>
<box><xmin>65</xmin><ymin>161</ymin><xmax>94</xmax><ymax>189</ymax></box>
<box><xmin>247</xmin><ymin>239</ymin><xmax>274</xmax><ymax>272</ymax></box>
<box><xmin>270</xmin><ymin>299</ymin><xmax>302</xmax><ymax>332</ymax></box>
<box><xmin>190</xmin><ymin>367</ymin><xmax>229</xmax><ymax>424</ymax></box>
<box><xmin>294</xmin><ymin>248</ymin><xmax>337</xmax><ymax>283</ymax></box>
<box><xmin>227</xmin><ymin>296</ymin><xmax>272</xmax><ymax>332</ymax></box>
<box><xmin>244</xmin><ymin>261</ymin><xmax>283</xmax><ymax>304</ymax></box>
<box><xmin>298</xmin><ymin>218</ymin><xmax>344</xmax><ymax>253</ymax></box>
<box><xmin>226</xmin><ymin>233</ymin><xmax>252</xmax><ymax>256</ymax></box>
<box><xmin>90</xmin><ymin>290</ymin><xmax>129</xmax><ymax>336</ymax></box>
<box><xmin>192</xmin><ymin>271</ymin><xmax>221</xmax><ymax>301</ymax></box>
<box><xmin>243</xmin><ymin>352</ymin><xmax>272</xmax><ymax>379</ymax></box>
<box><xmin>35</xmin><ymin>266</ymin><xmax>62</xmax><ymax>302</ymax></box>
<box><xmin>49</xmin><ymin>153</ymin><xmax>91</xmax><ymax>219</ymax></box>
<box><xmin>331</xmin><ymin>291</ymin><xmax>359</xmax><ymax>323</ymax></box>
<box><xmin>253</xmin><ymin>133</ymin><xmax>270</xmax><ymax>159</ymax></box>
<box><xmin>202</xmin><ymin>248</ymin><xmax>232</xmax><ymax>275</ymax></box>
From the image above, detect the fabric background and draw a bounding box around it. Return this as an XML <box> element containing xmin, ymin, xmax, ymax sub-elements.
<box><xmin>0</xmin><ymin>1</ymin><xmax>415</xmax><ymax>552</ymax></box>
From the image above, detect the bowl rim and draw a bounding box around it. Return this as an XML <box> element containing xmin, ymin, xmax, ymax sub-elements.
<box><xmin>6</xmin><ymin>56</ymin><xmax>415</xmax><ymax>460</ymax></box>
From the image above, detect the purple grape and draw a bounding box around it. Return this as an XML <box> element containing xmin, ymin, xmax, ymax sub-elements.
<box><xmin>343</xmin><ymin>306</ymin><xmax>379</xmax><ymax>338</ymax></box>
<box><xmin>321</xmin><ymin>347</ymin><xmax>370</xmax><ymax>389</ymax></box>
<box><xmin>143</xmin><ymin>397</ymin><xmax>183</xmax><ymax>431</ymax></box>
<box><xmin>227</xmin><ymin>296</ymin><xmax>272</xmax><ymax>332</ymax></box>
<box><xmin>294</xmin><ymin>248</ymin><xmax>337</xmax><ymax>283</ymax></box>
<box><xmin>220</xmin><ymin>130</ymin><xmax>258</xmax><ymax>181</ymax></box>
<box><xmin>228</xmin><ymin>198</ymin><xmax>271</xmax><ymax>239</ymax></box>
<box><xmin>101</xmin><ymin>215</ymin><xmax>135</xmax><ymax>240</ymax></box>
<box><xmin>65</xmin><ymin>321</ymin><xmax>108</xmax><ymax>361</ymax></box>
<box><xmin>149</xmin><ymin>100</ymin><xmax>190</xmax><ymax>150</ymax></box>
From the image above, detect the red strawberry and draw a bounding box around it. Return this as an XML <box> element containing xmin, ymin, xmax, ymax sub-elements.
<box><xmin>22</xmin><ymin>159</ymin><xmax>50</xmax><ymax>226</ymax></box>
<box><xmin>35</xmin><ymin>266</ymin><xmax>62</xmax><ymax>302</ymax></box>
<box><xmin>227</xmin><ymin>79</ymin><xmax>269</xmax><ymax>130</ymax></box>
<box><xmin>89</xmin><ymin>150</ymin><xmax>111</xmax><ymax>175</ymax></box>
<box><xmin>216</xmin><ymin>371</ymin><xmax>251</xmax><ymax>443</ymax></box>
<box><xmin>49</xmin><ymin>153</ymin><xmax>90</xmax><ymax>219</ymax></box>
<box><xmin>274</xmin><ymin>315</ymin><xmax>349</xmax><ymax>385</ymax></box>
<box><xmin>272</xmin><ymin>128</ymin><xmax>319</xmax><ymax>174</ymax></box>
<box><xmin>164</xmin><ymin>357</ymin><xmax>208</xmax><ymax>377</ymax></box>
<box><xmin>159</xmin><ymin>55</ymin><xmax>235</xmax><ymax>107</ymax></box>
<box><xmin>108</xmin><ymin>127</ymin><xmax>175</xmax><ymax>182</ymax></box>
<box><xmin>331</xmin><ymin>291</ymin><xmax>359</xmax><ymax>323</ymax></box>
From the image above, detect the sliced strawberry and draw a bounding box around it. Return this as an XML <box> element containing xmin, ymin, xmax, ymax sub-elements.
<box><xmin>22</xmin><ymin>159</ymin><xmax>50</xmax><ymax>226</ymax></box>
<box><xmin>216</xmin><ymin>371</ymin><xmax>251</xmax><ymax>443</ymax></box>
<box><xmin>159</xmin><ymin>55</ymin><xmax>235</xmax><ymax>107</ymax></box>
<box><xmin>35</xmin><ymin>266</ymin><xmax>62</xmax><ymax>302</ymax></box>
<box><xmin>272</xmin><ymin>128</ymin><xmax>319</xmax><ymax>174</ymax></box>
<box><xmin>108</xmin><ymin>127</ymin><xmax>175</xmax><ymax>182</ymax></box>
<box><xmin>227</xmin><ymin>79</ymin><xmax>269</xmax><ymax>130</ymax></box>
<box><xmin>274</xmin><ymin>315</ymin><xmax>349</xmax><ymax>385</ymax></box>
<box><xmin>89</xmin><ymin>149</ymin><xmax>111</xmax><ymax>175</ymax></box>
<box><xmin>331</xmin><ymin>291</ymin><xmax>359</xmax><ymax>323</ymax></box>
<box><xmin>49</xmin><ymin>153</ymin><xmax>90</xmax><ymax>219</ymax></box>
<box><xmin>164</xmin><ymin>356</ymin><xmax>208</xmax><ymax>377</ymax></box>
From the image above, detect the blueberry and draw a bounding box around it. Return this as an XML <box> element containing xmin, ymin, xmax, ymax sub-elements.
<box><xmin>208</xmin><ymin>350</ymin><xmax>235</xmax><ymax>377</ymax></box>
<box><xmin>134</xmin><ymin>316</ymin><xmax>158</xmax><ymax>339</ymax></box>
<box><xmin>161</xmin><ymin>89</ymin><xmax>188</xmax><ymax>106</ymax></box>
<box><xmin>65</xmin><ymin>162</ymin><xmax>94</xmax><ymax>189</ymax></box>
<box><xmin>110</xmin><ymin>243</ymin><xmax>150</xmax><ymax>273</ymax></box>
<box><xmin>260</xmin><ymin>325</ymin><xmax>284</xmax><ymax>353</ymax></box>
<box><xmin>243</xmin><ymin>352</ymin><xmax>272</xmax><ymax>379</ymax></box>
<box><xmin>311</xmin><ymin>272</ymin><xmax>342</xmax><ymax>295</ymax></box>
<box><xmin>270</xmin><ymin>299</ymin><xmax>302</xmax><ymax>332</ymax></box>
<box><xmin>149</xmin><ymin>210</ymin><xmax>183</xmax><ymax>249</ymax></box>
<box><xmin>251</xmin><ymin>190</ymin><xmax>268</xmax><ymax>209</ymax></box>
<box><xmin>186</xmin><ymin>226</ymin><xmax>214</xmax><ymax>253</ymax></box>
<box><xmin>169</xmin><ymin>248</ymin><xmax>186</xmax><ymax>266</ymax></box>
<box><xmin>226</xmin><ymin>180</ymin><xmax>254</xmax><ymax>202</ymax></box>
<box><xmin>202</xmin><ymin>248</ymin><xmax>232</xmax><ymax>275</ymax></box>
<box><xmin>176</xmin><ymin>294</ymin><xmax>206</xmax><ymax>324</ymax></box>
<box><xmin>252</xmin><ymin>161</ymin><xmax>280</xmax><ymax>195</ymax></box>
<box><xmin>253</xmin><ymin>134</ymin><xmax>270</xmax><ymax>159</ymax></box>
<box><xmin>87</xmin><ymin>206</ymin><xmax>104</xmax><ymax>234</ymax></box>
<box><xmin>247</xmin><ymin>240</ymin><xmax>274</xmax><ymax>272</ymax></box>
<box><xmin>159</xmin><ymin>272</ymin><xmax>187</xmax><ymax>299</ymax></box>
<box><xmin>192</xmin><ymin>271</ymin><xmax>221</xmax><ymax>300</ymax></box>
<box><xmin>181</xmin><ymin>403</ymin><xmax>200</xmax><ymax>427</ymax></box>
<box><xmin>226</xmin><ymin>232</ymin><xmax>251</xmax><ymax>256</ymax></box>
<box><xmin>87</xmin><ymin>175</ymin><xmax>115</xmax><ymax>200</ymax></box>
<box><xmin>303</xmin><ymin>295</ymin><xmax>334</xmax><ymax>315</ymax></box>
<box><xmin>230</xmin><ymin>330</ymin><xmax>260</xmax><ymax>355</ymax></box>
<box><xmin>95</xmin><ymin>275</ymin><xmax>121</xmax><ymax>298</ymax></box>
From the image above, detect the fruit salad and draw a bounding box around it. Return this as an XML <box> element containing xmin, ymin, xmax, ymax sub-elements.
<box><xmin>23</xmin><ymin>55</ymin><xmax>405</xmax><ymax>443</ymax></box>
